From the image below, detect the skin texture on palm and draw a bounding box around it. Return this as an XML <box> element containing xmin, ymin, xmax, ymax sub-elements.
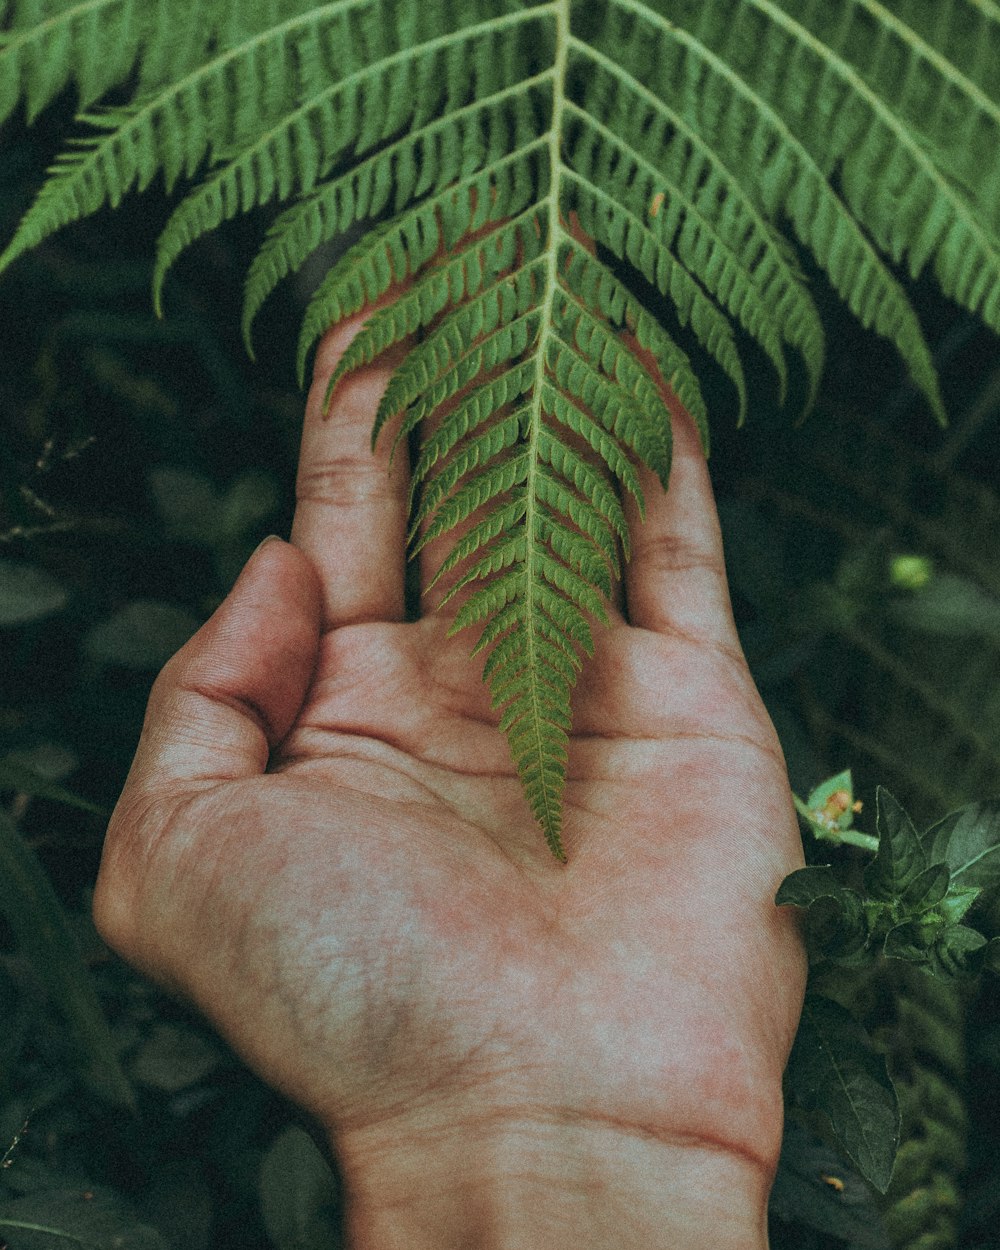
<box><xmin>94</xmin><ymin>309</ymin><xmax>806</xmax><ymax>1248</ymax></box>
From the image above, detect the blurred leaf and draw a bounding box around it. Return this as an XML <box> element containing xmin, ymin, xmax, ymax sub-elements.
<box><xmin>130</xmin><ymin>1024</ymin><xmax>221</xmax><ymax>1093</ymax></box>
<box><xmin>0</xmin><ymin>757</ymin><xmax>104</xmax><ymax>816</ymax></box>
<box><xmin>938</xmin><ymin>885</ymin><xmax>981</xmax><ymax>924</ymax></box>
<box><xmin>892</xmin><ymin>573</ymin><xmax>1000</xmax><ymax>642</ymax></box>
<box><xmin>888</xmin><ymin>554</ymin><xmax>933</xmax><ymax>591</ymax></box>
<box><xmin>148</xmin><ymin>469</ymin><xmax>219</xmax><ymax>545</ymax></box>
<box><xmin>83</xmin><ymin>601</ymin><xmax>199</xmax><ymax>669</ymax></box>
<box><xmin>0</xmin><ymin>808</ymin><xmax>134</xmax><ymax>1109</ymax></box>
<box><xmin>259</xmin><ymin>1127</ymin><xmax>340</xmax><ymax>1250</ymax></box>
<box><xmin>0</xmin><ymin>561</ymin><xmax>67</xmax><ymax>627</ymax></box>
<box><xmin>150</xmin><ymin>468</ymin><xmax>278</xmax><ymax>546</ymax></box>
<box><xmin>0</xmin><ymin>1152</ymin><xmax>77</xmax><ymax>1200</ymax></box>
<box><xmin>921</xmin><ymin>800</ymin><xmax>1000</xmax><ymax>897</ymax></box>
<box><xmin>983</xmin><ymin>936</ymin><xmax>1000</xmax><ymax>975</ymax></box>
<box><xmin>4</xmin><ymin>744</ymin><xmax>78</xmax><ymax>783</ymax></box>
<box><xmin>143</xmin><ymin>1162</ymin><xmax>213</xmax><ymax>1250</ymax></box>
<box><xmin>927</xmin><ymin>922</ymin><xmax>988</xmax><ymax>979</ymax></box>
<box><xmin>777</xmin><ymin>866</ymin><xmax>850</xmax><ymax>908</ymax></box>
<box><xmin>776</xmin><ymin>867</ymin><xmax>870</xmax><ymax>964</ymax></box>
<box><xmin>0</xmin><ymin>1187</ymin><xmax>167</xmax><ymax>1249</ymax></box>
<box><xmin>882</xmin><ymin>918</ymin><xmax>990</xmax><ymax>977</ymax></box>
<box><xmin>883</xmin><ymin>915</ymin><xmax>945</xmax><ymax>961</ymax></box>
<box><xmin>785</xmin><ymin>994</ymin><xmax>900</xmax><ymax>1193</ymax></box>
<box><xmin>218</xmin><ymin>471</ymin><xmax>278</xmax><ymax>538</ymax></box>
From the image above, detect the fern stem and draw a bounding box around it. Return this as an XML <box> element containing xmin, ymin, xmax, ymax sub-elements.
<box><xmin>517</xmin><ymin>0</ymin><xmax>573</xmax><ymax>860</ymax></box>
<box><xmin>560</xmin><ymin>94</ymin><xmax>778</xmax><ymax>310</ymax></box>
<box><xmin>0</xmin><ymin>0</ymin><xmax>116</xmax><ymax>57</ymax></box>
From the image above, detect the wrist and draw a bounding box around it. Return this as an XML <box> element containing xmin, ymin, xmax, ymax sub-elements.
<box><xmin>331</xmin><ymin>1109</ymin><xmax>772</xmax><ymax>1250</ymax></box>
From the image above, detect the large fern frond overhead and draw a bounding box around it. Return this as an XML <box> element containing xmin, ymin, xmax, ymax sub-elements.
<box><xmin>2</xmin><ymin>0</ymin><xmax>999</xmax><ymax>855</ymax></box>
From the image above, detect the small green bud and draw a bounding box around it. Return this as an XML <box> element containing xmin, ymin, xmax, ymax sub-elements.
<box><xmin>890</xmin><ymin>554</ymin><xmax>933</xmax><ymax>590</ymax></box>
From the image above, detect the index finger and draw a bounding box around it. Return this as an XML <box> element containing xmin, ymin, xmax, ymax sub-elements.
<box><xmin>292</xmin><ymin>314</ymin><xmax>413</xmax><ymax>630</ymax></box>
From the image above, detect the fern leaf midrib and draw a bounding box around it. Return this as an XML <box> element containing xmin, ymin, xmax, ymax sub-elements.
<box><xmin>1</xmin><ymin>1</ymin><xmax>551</xmax><ymax>277</ymax></box>
<box><xmin>0</xmin><ymin>2</ymin><xmax>365</xmax><ymax>269</ymax></box>
<box><xmin>513</xmin><ymin>0</ymin><xmax>571</xmax><ymax>859</ymax></box>
<box><xmin>391</xmin><ymin>304</ymin><xmax>545</xmax><ymax>464</ymax></box>
<box><xmin>561</xmin><ymin>94</ymin><xmax>758</xmax><ymax>275</ymax></box>
<box><xmin>106</xmin><ymin>3</ymin><xmax>535</xmax><ymax>176</ymax></box>
<box><xmin>409</xmin><ymin>360</ymin><xmax>537</xmax><ymax>492</ymax></box>
<box><xmin>177</xmin><ymin>5</ymin><xmax>553</xmax><ymax>191</ymax></box>
<box><xmin>291</xmin><ymin>144</ymin><xmax>549</xmax><ymax>380</ymax></box>
<box><xmin>247</xmin><ymin>126</ymin><xmax>549</xmax><ymax>351</ymax></box>
<box><xmin>561</xmin><ymin>164</ymin><xmax>779</xmax><ymax>374</ymax></box>
<box><xmin>331</xmin><ymin>241</ymin><xmax>545</xmax><ymax>418</ymax></box>
<box><xmin>63</xmin><ymin>3</ymin><xmax>358</xmax><ymax>160</ymax></box>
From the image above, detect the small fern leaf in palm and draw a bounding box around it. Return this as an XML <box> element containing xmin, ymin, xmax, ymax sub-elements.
<box><xmin>3</xmin><ymin>0</ymin><xmax>1000</xmax><ymax>854</ymax></box>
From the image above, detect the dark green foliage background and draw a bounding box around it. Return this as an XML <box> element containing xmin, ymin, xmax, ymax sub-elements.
<box><xmin>2</xmin><ymin>97</ymin><xmax>999</xmax><ymax>1248</ymax></box>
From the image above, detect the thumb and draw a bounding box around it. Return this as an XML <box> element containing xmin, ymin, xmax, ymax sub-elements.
<box><xmin>122</xmin><ymin>536</ymin><xmax>322</xmax><ymax>791</ymax></box>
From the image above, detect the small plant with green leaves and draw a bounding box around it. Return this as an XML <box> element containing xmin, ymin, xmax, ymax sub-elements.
<box><xmin>2</xmin><ymin>1</ymin><xmax>999</xmax><ymax>854</ymax></box>
<box><xmin>777</xmin><ymin>771</ymin><xmax>1000</xmax><ymax>1220</ymax></box>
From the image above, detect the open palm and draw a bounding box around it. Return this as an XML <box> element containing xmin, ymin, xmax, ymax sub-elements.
<box><xmin>95</xmin><ymin>314</ymin><xmax>805</xmax><ymax>1247</ymax></box>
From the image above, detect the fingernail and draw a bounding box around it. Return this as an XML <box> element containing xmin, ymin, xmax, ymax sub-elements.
<box><xmin>251</xmin><ymin>534</ymin><xmax>283</xmax><ymax>558</ymax></box>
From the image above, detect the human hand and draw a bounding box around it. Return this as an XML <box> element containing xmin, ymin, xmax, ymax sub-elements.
<box><xmin>94</xmin><ymin>309</ymin><xmax>806</xmax><ymax>1249</ymax></box>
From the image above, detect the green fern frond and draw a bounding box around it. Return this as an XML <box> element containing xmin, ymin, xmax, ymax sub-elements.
<box><xmin>739</xmin><ymin>0</ymin><xmax>1000</xmax><ymax>321</ymax></box>
<box><xmin>156</xmin><ymin>17</ymin><xmax>549</xmax><ymax>315</ymax></box>
<box><xmin>244</xmin><ymin>141</ymin><xmax>537</xmax><ymax>355</ymax></box>
<box><xmin>407</xmin><ymin>361</ymin><xmax>537</xmax><ymax>485</ymax></box>
<box><xmin>383</xmin><ymin>309</ymin><xmax>543</xmax><ymax>472</ymax></box>
<box><xmin>559</xmin><ymin>248</ymin><xmax>710</xmax><ymax>452</ymax></box>
<box><xmin>567</xmin><ymin>106</ymin><xmax>793</xmax><ymax>405</ymax></box>
<box><xmin>3</xmin><ymin>0</ymin><xmax>1000</xmax><ymax>853</ymax></box>
<box><xmin>599</xmin><ymin>0</ymin><xmax>949</xmax><ymax>424</ymax></box>
<box><xmin>1</xmin><ymin>6</ymin><xmax>304</xmax><ymax>269</ymax></box>
<box><xmin>564</xmin><ymin>51</ymin><xmax>826</xmax><ymax>409</ymax></box>
<box><xmin>799</xmin><ymin>1</ymin><xmax>1000</xmax><ymax>223</ymax></box>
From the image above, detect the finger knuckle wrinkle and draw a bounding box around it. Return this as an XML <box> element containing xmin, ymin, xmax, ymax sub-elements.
<box><xmin>636</xmin><ymin>532</ymin><xmax>720</xmax><ymax>578</ymax></box>
<box><xmin>297</xmin><ymin>456</ymin><xmax>396</xmax><ymax>508</ymax></box>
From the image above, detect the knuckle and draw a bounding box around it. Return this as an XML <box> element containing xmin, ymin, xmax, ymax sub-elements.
<box><xmin>635</xmin><ymin>530</ymin><xmax>720</xmax><ymax>577</ymax></box>
<box><xmin>296</xmin><ymin>455</ymin><xmax>395</xmax><ymax>509</ymax></box>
